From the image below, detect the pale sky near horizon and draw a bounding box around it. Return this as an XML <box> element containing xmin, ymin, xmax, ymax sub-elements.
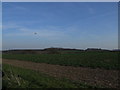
<box><xmin>2</xmin><ymin>2</ymin><xmax>118</xmax><ymax>50</ymax></box>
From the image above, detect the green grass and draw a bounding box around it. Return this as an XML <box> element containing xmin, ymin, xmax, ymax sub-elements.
<box><xmin>2</xmin><ymin>51</ymin><xmax>119</xmax><ymax>69</ymax></box>
<box><xmin>2</xmin><ymin>64</ymin><xmax>99</xmax><ymax>88</ymax></box>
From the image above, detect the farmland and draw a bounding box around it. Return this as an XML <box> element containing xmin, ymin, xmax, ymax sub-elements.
<box><xmin>2</xmin><ymin>49</ymin><xmax>119</xmax><ymax>88</ymax></box>
<box><xmin>3</xmin><ymin>64</ymin><xmax>98</xmax><ymax>88</ymax></box>
<box><xmin>2</xmin><ymin>50</ymin><xmax>119</xmax><ymax>70</ymax></box>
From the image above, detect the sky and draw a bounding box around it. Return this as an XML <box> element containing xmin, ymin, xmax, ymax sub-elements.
<box><xmin>0</xmin><ymin>2</ymin><xmax>2</xmax><ymax>50</ymax></box>
<box><xmin>2</xmin><ymin>2</ymin><xmax>118</xmax><ymax>50</ymax></box>
<box><xmin>1</xmin><ymin>0</ymin><xmax>119</xmax><ymax>2</ymax></box>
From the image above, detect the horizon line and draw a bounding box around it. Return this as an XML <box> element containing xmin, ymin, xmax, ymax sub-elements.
<box><xmin>1</xmin><ymin>47</ymin><xmax>119</xmax><ymax>51</ymax></box>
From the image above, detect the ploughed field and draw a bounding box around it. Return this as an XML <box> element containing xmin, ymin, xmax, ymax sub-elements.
<box><xmin>3</xmin><ymin>59</ymin><xmax>119</xmax><ymax>88</ymax></box>
<box><xmin>3</xmin><ymin>64</ymin><xmax>97</xmax><ymax>88</ymax></box>
<box><xmin>2</xmin><ymin>51</ymin><xmax>119</xmax><ymax>70</ymax></box>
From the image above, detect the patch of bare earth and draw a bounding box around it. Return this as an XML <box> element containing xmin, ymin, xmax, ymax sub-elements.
<box><xmin>3</xmin><ymin>59</ymin><xmax>119</xmax><ymax>88</ymax></box>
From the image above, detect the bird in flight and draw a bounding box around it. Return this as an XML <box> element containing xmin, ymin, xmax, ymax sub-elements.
<box><xmin>34</xmin><ymin>32</ymin><xmax>37</xmax><ymax>35</ymax></box>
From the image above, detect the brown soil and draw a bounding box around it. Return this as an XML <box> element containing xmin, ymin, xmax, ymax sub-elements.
<box><xmin>3</xmin><ymin>59</ymin><xmax>119</xmax><ymax>88</ymax></box>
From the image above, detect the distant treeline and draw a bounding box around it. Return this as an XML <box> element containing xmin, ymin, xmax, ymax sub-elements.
<box><xmin>2</xmin><ymin>47</ymin><xmax>119</xmax><ymax>54</ymax></box>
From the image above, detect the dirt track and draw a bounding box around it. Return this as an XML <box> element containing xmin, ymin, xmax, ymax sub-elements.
<box><xmin>3</xmin><ymin>59</ymin><xmax>119</xmax><ymax>88</ymax></box>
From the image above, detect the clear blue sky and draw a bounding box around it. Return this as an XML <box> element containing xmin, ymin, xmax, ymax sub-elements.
<box><xmin>0</xmin><ymin>2</ymin><xmax>2</xmax><ymax>50</ymax></box>
<box><xmin>2</xmin><ymin>2</ymin><xmax>118</xmax><ymax>50</ymax></box>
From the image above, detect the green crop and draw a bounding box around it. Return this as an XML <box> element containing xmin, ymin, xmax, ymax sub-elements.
<box><xmin>2</xmin><ymin>51</ymin><xmax>119</xmax><ymax>69</ymax></box>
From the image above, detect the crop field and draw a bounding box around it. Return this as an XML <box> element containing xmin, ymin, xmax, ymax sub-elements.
<box><xmin>2</xmin><ymin>50</ymin><xmax>119</xmax><ymax>88</ymax></box>
<box><xmin>2</xmin><ymin>51</ymin><xmax>119</xmax><ymax>70</ymax></box>
<box><xmin>2</xmin><ymin>64</ymin><xmax>97</xmax><ymax>88</ymax></box>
